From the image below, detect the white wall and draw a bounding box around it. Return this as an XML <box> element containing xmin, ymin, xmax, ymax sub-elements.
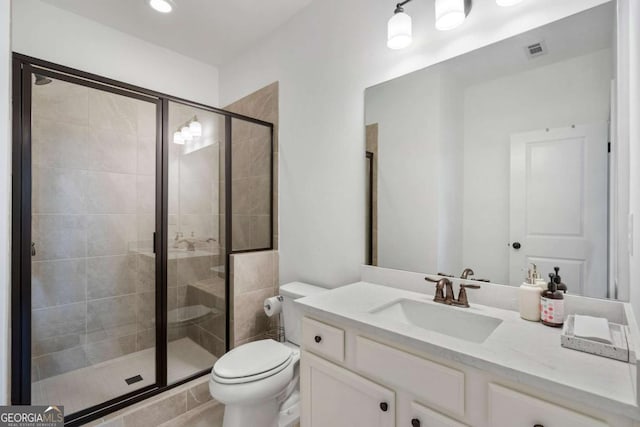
<box><xmin>624</xmin><ymin>0</ymin><xmax>640</xmax><ymax>317</ymax></box>
<box><xmin>218</xmin><ymin>0</ymin><xmax>610</xmax><ymax>288</ymax></box>
<box><xmin>462</xmin><ymin>49</ymin><xmax>612</xmax><ymax>285</ymax></box>
<box><xmin>365</xmin><ymin>68</ymin><xmax>441</xmax><ymax>273</ymax></box>
<box><xmin>365</xmin><ymin>67</ymin><xmax>463</xmax><ymax>276</ymax></box>
<box><xmin>0</xmin><ymin>0</ymin><xmax>10</xmax><ymax>407</ymax></box>
<box><xmin>12</xmin><ymin>0</ymin><xmax>219</xmax><ymax>106</ymax></box>
<box><xmin>436</xmin><ymin>73</ymin><xmax>464</xmax><ymax>274</ymax></box>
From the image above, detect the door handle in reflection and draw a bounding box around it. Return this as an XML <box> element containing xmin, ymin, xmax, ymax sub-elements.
<box><xmin>31</xmin><ymin>242</ymin><xmax>36</xmax><ymax>256</ymax></box>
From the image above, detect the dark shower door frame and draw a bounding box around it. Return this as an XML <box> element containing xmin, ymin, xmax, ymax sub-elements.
<box><xmin>365</xmin><ymin>151</ymin><xmax>374</xmax><ymax>265</ymax></box>
<box><xmin>11</xmin><ymin>53</ymin><xmax>274</xmax><ymax>426</ymax></box>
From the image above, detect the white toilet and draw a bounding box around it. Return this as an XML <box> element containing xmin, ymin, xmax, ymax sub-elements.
<box><xmin>209</xmin><ymin>282</ymin><xmax>327</xmax><ymax>427</ymax></box>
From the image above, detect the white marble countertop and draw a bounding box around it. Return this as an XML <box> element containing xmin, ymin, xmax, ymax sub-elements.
<box><xmin>295</xmin><ymin>281</ymin><xmax>640</xmax><ymax>420</ymax></box>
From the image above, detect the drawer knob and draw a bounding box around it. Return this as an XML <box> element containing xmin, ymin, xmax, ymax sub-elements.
<box><xmin>379</xmin><ymin>402</ymin><xmax>388</xmax><ymax>412</ymax></box>
<box><xmin>534</xmin><ymin>425</ymin><xmax>544</xmax><ymax>427</ymax></box>
<box><xmin>314</xmin><ymin>335</ymin><xmax>322</xmax><ymax>343</ymax></box>
<box><xmin>411</xmin><ymin>418</ymin><xmax>421</xmax><ymax>427</ymax></box>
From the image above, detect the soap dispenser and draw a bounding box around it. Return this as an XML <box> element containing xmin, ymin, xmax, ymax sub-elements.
<box><xmin>533</xmin><ymin>264</ymin><xmax>547</xmax><ymax>290</ymax></box>
<box><xmin>541</xmin><ymin>270</ymin><xmax>565</xmax><ymax>328</ymax></box>
<box><xmin>553</xmin><ymin>266</ymin><xmax>568</xmax><ymax>293</ymax></box>
<box><xmin>518</xmin><ymin>265</ymin><xmax>543</xmax><ymax>322</ymax></box>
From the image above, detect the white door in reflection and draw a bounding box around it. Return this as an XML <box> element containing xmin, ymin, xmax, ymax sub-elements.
<box><xmin>509</xmin><ymin>123</ymin><xmax>608</xmax><ymax>297</ymax></box>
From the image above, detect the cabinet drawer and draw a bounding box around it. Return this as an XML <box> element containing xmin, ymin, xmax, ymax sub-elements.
<box><xmin>409</xmin><ymin>401</ymin><xmax>468</xmax><ymax>427</ymax></box>
<box><xmin>302</xmin><ymin>317</ymin><xmax>345</xmax><ymax>362</ymax></box>
<box><xmin>355</xmin><ymin>336</ymin><xmax>465</xmax><ymax>417</ymax></box>
<box><xmin>488</xmin><ymin>383</ymin><xmax>608</xmax><ymax>427</ymax></box>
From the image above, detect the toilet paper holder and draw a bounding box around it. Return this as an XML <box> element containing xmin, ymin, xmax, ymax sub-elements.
<box><xmin>264</xmin><ymin>295</ymin><xmax>284</xmax><ymax>312</ymax></box>
<box><xmin>264</xmin><ymin>295</ymin><xmax>285</xmax><ymax>343</ymax></box>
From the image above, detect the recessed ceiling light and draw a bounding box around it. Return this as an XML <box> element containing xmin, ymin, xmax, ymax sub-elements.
<box><xmin>148</xmin><ymin>0</ymin><xmax>173</xmax><ymax>13</ymax></box>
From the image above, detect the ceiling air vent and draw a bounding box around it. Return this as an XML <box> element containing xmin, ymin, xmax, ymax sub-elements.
<box><xmin>525</xmin><ymin>41</ymin><xmax>547</xmax><ymax>59</ymax></box>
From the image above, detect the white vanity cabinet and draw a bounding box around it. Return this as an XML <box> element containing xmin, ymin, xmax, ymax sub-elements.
<box><xmin>300</xmin><ymin>351</ymin><xmax>395</xmax><ymax>427</ymax></box>
<box><xmin>300</xmin><ymin>316</ymin><xmax>638</xmax><ymax>427</ymax></box>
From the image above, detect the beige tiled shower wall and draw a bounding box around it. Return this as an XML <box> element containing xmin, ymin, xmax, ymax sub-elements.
<box><xmin>30</xmin><ymin>79</ymin><xmax>158</xmax><ymax>380</ymax></box>
<box><xmin>230</xmin><ymin>250</ymin><xmax>279</xmax><ymax>347</ymax></box>
<box><xmin>225</xmin><ymin>82</ymin><xmax>279</xmax><ymax>251</ymax></box>
<box><xmin>225</xmin><ymin>82</ymin><xmax>280</xmax><ymax>348</ymax></box>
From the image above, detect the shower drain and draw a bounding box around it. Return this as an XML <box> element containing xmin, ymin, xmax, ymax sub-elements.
<box><xmin>125</xmin><ymin>375</ymin><xmax>144</xmax><ymax>385</ymax></box>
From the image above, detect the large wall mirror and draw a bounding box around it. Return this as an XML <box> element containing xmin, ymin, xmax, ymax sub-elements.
<box><xmin>364</xmin><ymin>2</ymin><xmax>621</xmax><ymax>300</ymax></box>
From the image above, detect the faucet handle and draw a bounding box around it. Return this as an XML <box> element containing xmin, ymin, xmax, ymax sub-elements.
<box><xmin>437</xmin><ymin>272</ymin><xmax>455</xmax><ymax>277</ymax></box>
<box><xmin>425</xmin><ymin>276</ymin><xmax>448</xmax><ymax>302</ymax></box>
<box><xmin>455</xmin><ymin>284</ymin><xmax>480</xmax><ymax>307</ymax></box>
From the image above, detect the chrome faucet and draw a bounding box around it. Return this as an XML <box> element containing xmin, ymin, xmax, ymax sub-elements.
<box><xmin>425</xmin><ymin>276</ymin><xmax>480</xmax><ymax>308</ymax></box>
<box><xmin>460</xmin><ymin>268</ymin><xmax>475</xmax><ymax>279</ymax></box>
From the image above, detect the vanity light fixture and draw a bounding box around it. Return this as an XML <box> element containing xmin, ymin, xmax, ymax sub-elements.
<box><xmin>435</xmin><ymin>0</ymin><xmax>467</xmax><ymax>31</ymax></box>
<box><xmin>496</xmin><ymin>0</ymin><xmax>523</xmax><ymax>6</ymax></box>
<box><xmin>148</xmin><ymin>0</ymin><xmax>174</xmax><ymax>13</ymax></box>
<box><xmin>173</xmin><ymin>117</ymin><xmax>202</xmax><ymax>145</ymax></box>
<box><xmin>173</xmin><ymin>131</ymin><xmax>185</xmax><ymax>145</ymax></box>
<box><xmin>181</xmin><ymin>125</ymin><xmax>193</xmax><ymax>142</ymax></box>
<box><xmin>387</xmin><ymin>1</ymin><xmax>413</xmax><ymax>50</ymax></box>
<box><xmin>387</xmin><ymin>0</ymin><xmax>472</xmax><ymax>49</ymax></box>
<box><xmin>189</xmin><ymin>117</ymin><xmax>202</xmax><ymax>137</ymax></box>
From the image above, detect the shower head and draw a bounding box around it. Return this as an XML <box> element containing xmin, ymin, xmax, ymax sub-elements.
<box><xmin>34</xmin><ymin>74</ymin><xmax>52</xmax><ymax>86</ymax></box>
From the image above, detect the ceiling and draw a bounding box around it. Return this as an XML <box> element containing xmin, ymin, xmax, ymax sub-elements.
<box><xmin>40</xmin><ymin>0</ymin><xmax>314</xmax><ymax>66</ymax></box>
<box><xmin>444</xmin><ymin>2</ymin><xmax>615</xmax><ymax>86</ymax></box>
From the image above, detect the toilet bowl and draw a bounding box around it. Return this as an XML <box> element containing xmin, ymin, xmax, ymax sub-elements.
<box><xmin>209</xmin><ymin>282</ymin><xmax>327</xmax><ymax>427</ymax></box>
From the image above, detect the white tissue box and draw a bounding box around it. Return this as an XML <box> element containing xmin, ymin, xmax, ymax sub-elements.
<box><xmin>561</xmin><ymin>315</ymin><xmax>630</xmax><ymax>362</ymax></box>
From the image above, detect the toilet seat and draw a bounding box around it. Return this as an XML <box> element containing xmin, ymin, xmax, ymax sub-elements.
<box><xmin>212</xmin><ymin>339</ymin><xmax>294</xmax><ymax>385</ymax></box>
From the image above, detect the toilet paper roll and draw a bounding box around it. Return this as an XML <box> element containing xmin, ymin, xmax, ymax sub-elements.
<box><xmin>264</xmin><ymin>296</ymin><xmax>283</xmax><ymax>317</ymax></box>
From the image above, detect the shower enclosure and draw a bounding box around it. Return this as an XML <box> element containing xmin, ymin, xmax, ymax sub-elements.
<box><xmin>11</xmin><ymin>54</ymin><xmax>273</xmax><ymax>426</ymax></box>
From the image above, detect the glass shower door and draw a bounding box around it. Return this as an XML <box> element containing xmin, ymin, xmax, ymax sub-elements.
<box><xmin>166</xmin><ymin>101</ymin><xmax>226</xmax><ymax>383</ymax></box>
<box><xmin>29</xmin><ymin>71</ymin><xmax>159</xmax><ymax>414</ymax></box>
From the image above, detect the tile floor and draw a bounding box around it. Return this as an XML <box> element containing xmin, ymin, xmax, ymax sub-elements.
<box><xmin>32</xmin><ymin>337</ymin><xmax>217</xmax><ymax>415</ymax></box>
<box><xmin>157</xmin><ymin>400</ymin><xmax>224</xmax><ymax>427</ymax></box>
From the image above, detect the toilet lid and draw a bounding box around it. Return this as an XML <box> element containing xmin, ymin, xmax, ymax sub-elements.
<box><xmin>213</xmin><ymin>339</ymin><xmax>293</xmax><ymax>379</ymax></box>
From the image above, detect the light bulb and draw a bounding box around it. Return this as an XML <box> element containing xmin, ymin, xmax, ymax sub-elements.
<box><xmin>149</xmin><ymin>0</ymin><xmax>173</xmax><ymax>13</ymax></box>
<box><xmin>189</xmin><ymin>120</ymin><xmax>202</xmax><ymax>138</ymax></box>
<box><xmin>496</xmin><ymin>0</ymin><xmax>523</xmax><ymax>6</ymax></box>
<box><xmin>181</xmin><ymin>126</ymin><xmax>193</xmax><ymax>142</ymax></box>
<box><xmin>435</xmin><ymin>0</ymin><xmax>466</xmax><ymax>31</ymax></box>
<box><xmin>173</xmin><ymin>131</ymin><xmax>185</xmax><ymax>145</ymax></box>
<box><xmin>387</xmin><ymin>11</ymin><xmax>412</xmax><ymax>50</ymax></box>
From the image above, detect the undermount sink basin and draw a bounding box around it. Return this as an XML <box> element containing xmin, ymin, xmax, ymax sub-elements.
<box><xmin>370</xmin><ymin>299</ymin><xmax>502</xmax><ymax>343</ymax></box>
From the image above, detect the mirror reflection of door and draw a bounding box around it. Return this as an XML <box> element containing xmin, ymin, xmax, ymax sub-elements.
<box><xmin>509</xmin><ymin>123</ymin><xmax>608</xmax><ymax>298</ymax></box>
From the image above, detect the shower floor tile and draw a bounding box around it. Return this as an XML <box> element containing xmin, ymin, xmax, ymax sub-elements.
<box><xmin>32</xmin><ymin>337</ymin><xmax>217</xmax><ymax>416</ymax></box>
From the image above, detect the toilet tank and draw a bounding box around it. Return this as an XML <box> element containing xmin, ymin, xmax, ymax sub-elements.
<box><xmin>280</xmin><ymin>282</ymin><xmax>327</xmax><ymax>346</ymax></box>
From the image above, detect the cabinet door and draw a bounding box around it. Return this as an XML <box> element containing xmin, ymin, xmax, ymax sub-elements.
<box><xmin>301</xmin><ymin>351</ymin><xmax>395</xmax><ymax>427</ymax></box>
